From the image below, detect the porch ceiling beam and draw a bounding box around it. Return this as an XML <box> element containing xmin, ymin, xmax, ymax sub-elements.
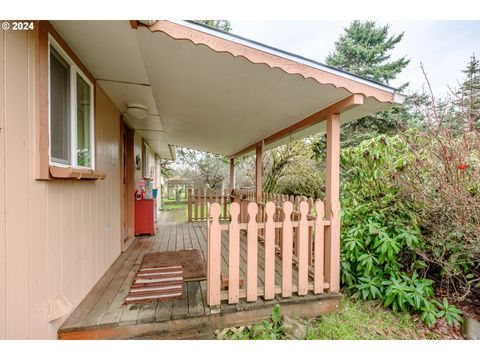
<box><xmin>229</xmin><ymin>93</ymin><xmax>364</xmax><ymax>159</ymax></box>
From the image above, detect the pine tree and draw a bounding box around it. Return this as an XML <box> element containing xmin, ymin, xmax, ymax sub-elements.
<box><xmin>325</xmin><ymin>21</ymin><xmax>410</xmax><ymax>146</ymax></box>
<box><xmin>455</xmin><ymin>54</ymin><xmax>480</xmax><ymax>130</ymax></box>
<box><xmin>326</xmin><ymin>21</ymin><xmax>409</xmax><ymax>85</ymax></box>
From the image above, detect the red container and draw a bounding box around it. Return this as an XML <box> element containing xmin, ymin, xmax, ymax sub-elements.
<box><xmin>134</xmin><ymin>199</ymin><xmax>155</xmax><ymax>235</ymax></box>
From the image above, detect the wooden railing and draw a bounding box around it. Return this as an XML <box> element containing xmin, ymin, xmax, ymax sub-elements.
<box><xmin>206</xmin><ymin>197</ymin><xmax>340</xmax><ymax>306</ymax></box>
<box><xmin>187</xmin><ymin>188</ymin><xmax>230</xmax><ymax>221</ymax></box>
<box><xmin>231</xmin><ymin>190</ymin><xmax>320</xmax><ymax>263</ymax></box>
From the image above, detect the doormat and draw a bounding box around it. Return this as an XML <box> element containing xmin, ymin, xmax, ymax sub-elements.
<box><xmin>124</xmin><ymin>265</ymin><xmax>184</xmax><ymax>305</ymax></box>
<box><xmin>142</xmin><ymin>250</ymin><xmax>206</xmax><ymax>282</ymax></box>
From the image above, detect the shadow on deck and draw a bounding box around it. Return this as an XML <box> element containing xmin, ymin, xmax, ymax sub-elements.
<box><xmin>58</xmin><ymin>210</ymin><xmax>341</xmax><ymax>339</ymax></box>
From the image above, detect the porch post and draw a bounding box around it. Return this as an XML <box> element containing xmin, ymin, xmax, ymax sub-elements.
<box><xmin>325</xmin><ymin>113</ymin><xmax>341</xmax><ymax>293</ymax></box>
<box><xmin>229</xmin><ymin>157</ymin><xmax>235</xmax><ymax>191</ymax></box>
<box><xmin>255</xmin><ymin>142</ymin><xmax>263</xmax><ymax>203</ymax></box>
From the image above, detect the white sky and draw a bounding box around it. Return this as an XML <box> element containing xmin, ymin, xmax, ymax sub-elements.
<box><xmin>229</xmin><ymin>21</ymin><xmax>480</xmax><ymax>97</ymax></box>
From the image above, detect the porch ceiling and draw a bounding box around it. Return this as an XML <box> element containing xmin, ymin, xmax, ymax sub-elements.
<box><xmin>51</xmin><ymin>20</ymin><xmax>401</xmax><ymax>160</ymax></box>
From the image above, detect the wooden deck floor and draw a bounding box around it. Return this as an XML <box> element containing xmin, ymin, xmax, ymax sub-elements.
<box><xmin>58</xmin><ymin>211</ymin><xmax>341</xmax><ymax>339</ymax></box>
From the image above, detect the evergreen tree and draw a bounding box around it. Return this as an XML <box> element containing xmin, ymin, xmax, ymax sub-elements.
<box><xmin>326</xmin><ymin>21</ymin><xmax>409</xmax><ymax>85</ymax></box>
<box><xmin>325</xmin><ymin>21</ymin><xmax>410</xmax><ymax>146</ymax></box>
<box><xmin>455</xmin><ymin>53</ymin><xmax>480</xmax><ymax>130</ymax></box>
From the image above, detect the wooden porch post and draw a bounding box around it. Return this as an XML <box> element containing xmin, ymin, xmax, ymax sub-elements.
<box><xmin>255</xmin><ymin>142</ymin><xmax>263</xmax><ymax>203</ymax></box>
<box><xmin>325</xmin><ymin>113</ymin><xmax>341</xmax><ymax>293</ymax></box>
<box><xmin>229</xmin><ymin>157</ymin><xmax>235</xmax><ymax>191</ymax></box>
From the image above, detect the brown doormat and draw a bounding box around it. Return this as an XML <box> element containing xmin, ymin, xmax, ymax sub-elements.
<box><xmin>142</xmin><ymin>250</ymin><xmax>206</xmax><ymax>282</ymax></box>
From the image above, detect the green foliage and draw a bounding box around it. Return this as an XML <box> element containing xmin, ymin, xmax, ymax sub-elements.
<box><xmin>326</xmin><ymin>20</ymin><xmax>409</xmax><ymax>84</ymax></box>
<box><xmin>325</xmin><ymin>20</ymin><xmax>410</xmax><ymax>146</ymax></box>
<box><xmin>433</xmin><ymin>298</ymin><xmax>463</xmax><ymax>326</ymax></box>
<box><xmin>217</xmin><ymin>304</ymin><xmax>287</xmax><ymax>340</ymax></box>
<box><xmin>261</xmin><ymin>139</ymin><xmax>324</xmax><ymax>199</ymax></box>
<box><xmin>340</xmin><ymin>134</ymin><xmax>463</xmax><ymax>326</ymax></box>
<box><xmin>454</xmin><ymin>53</ymin><xmax>480</xmax><ymax>130</ymax></box>
<box><xmin>306</xmin><ymin>297</ymin><xmax>429</xmax><ymax>340</ymax></box>
<box><xmin>219</xmin><ymin>298</ymin><xmax>433</xmax><ymax>340</ymax></box>
<box><xmin>249</xmin><ymin>304</ymin><xmax>286</xmax><ymax>340</ymax></box>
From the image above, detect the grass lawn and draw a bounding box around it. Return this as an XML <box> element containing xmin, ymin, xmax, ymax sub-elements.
<box><xmin>216</xmin><ymin>297</ymin><xmax>432</xmax><ymax>340</ymax></box>
<box><xmin>305</xmin><ymin>297</ymin><xmax>432</xmax><ymax>340</ymax></box>
<box><xmin>161</xmin><ymin>202</ymin><xmax>231</xmax><ymax>219</ymax></box>
<box><xmin>161</xmin><ymin>203</ymin><xmax>188</xmax><ymax>211</ymax></box>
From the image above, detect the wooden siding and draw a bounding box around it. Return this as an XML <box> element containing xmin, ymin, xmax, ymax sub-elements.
<box><xmin>0</xmin><ymin>26</ymin><xmax>7</xmax><ymax>340</ymax></box>
<box><xmin>0</xmin><ymin>29</ymin><xmax>122</xmax><ymax>339</ymax></box>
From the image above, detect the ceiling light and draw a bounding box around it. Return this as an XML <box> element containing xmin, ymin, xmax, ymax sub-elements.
<box><xmin>126</xmin><ymin>103</ymin><xmax>148</xmax><ymax>119</ymax></box>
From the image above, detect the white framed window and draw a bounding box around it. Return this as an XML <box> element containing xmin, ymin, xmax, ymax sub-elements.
<box><xmin>48</xmin><ymin>35</ymin><xmax>95</xmax><ymax>169</ymax></box>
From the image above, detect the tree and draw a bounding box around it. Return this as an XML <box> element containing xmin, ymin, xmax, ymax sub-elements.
<box><xmin>261</xmin><ymin>140</ymin><xmax>309</xmax><ymax>194</ymax></box>
<box><xmin>454</xmin><ymin>53</ymin><xmax>480</xmax><ymax>130</ymax></box>
<box><xmin>195</xmin><ymin>20</ymin><xmax>232</xmax><ymax>32</ymax></box>
<box><xmin>326</xmin><ymin>21</ymin><xmax>409</xmax><ymax>85</ymax></box>
<box><xmin>238</xmin><ymin>139</ymin><xmax>324</xmax><ymax>199</ymax></box>
<box><xmin>325</xmin><ymin>21</ymin><xmax>410</xmax><ymax>146</ymax></box>
<box><xmin>175</xmin><ymin>147</ymin><xmax>229</xmax><ymax>189</ymax></box>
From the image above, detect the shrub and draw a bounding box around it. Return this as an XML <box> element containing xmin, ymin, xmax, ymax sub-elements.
<box><xmin>399</xmin><ymin>129</ymin><xmax>480</xmax><ymax>300</ymax></box>
<box><xmin>339</xmin><ymin>134</ymin><xmax>464</xmax><ymax>326</ymax></box>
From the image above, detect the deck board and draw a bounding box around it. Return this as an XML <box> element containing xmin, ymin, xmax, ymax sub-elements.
<box><xmin>118</xmin><ymin>235</ymin><xmax>157</xmax><ymax>325</ymax></box>
<box><xmin>58</xmin><ymin>213</ymin><xmax>340</xmax><ymax>339</ymax></box>
<box><xmin>171</xmin><ymin>284</ymin><xmax>189</xmax><ymax>319</ymax></box>
<box><xmin>80</xmin><ymin>238</ymin><xmax>149</xmax><ymax>328</ymax></box>
<box><xmin>59</xmin><ymin>249</ymin><xmax>131</xmax><ymax>330</ymax></box>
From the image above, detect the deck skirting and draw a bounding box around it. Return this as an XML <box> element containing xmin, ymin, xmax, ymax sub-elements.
<box><xmin>58</xmin><ymin>293</ymin><xmax>342</xmax><ymax>340</ymax></box>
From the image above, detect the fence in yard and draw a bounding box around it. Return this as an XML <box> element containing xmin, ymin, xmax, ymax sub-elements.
<box><xmin>187</xmin><ymin>188</ymin><xmax>230</xmax><ymax>221</ymax></box>
<box><xmin>206</xmin><ymin>196</ymin><xmax>340</xmax><ymax>306</ymax></box>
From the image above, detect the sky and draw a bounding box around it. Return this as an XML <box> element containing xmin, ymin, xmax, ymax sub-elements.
<box><xmin>229</xmin><ymin>20</ymin><xmax>480</xmax><ymax>98</ymax></box>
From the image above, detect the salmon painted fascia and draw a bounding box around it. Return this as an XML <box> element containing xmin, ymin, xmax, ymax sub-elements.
<box><xmin>147</xmin><ymin>21</ymin><xmax>396</xmax><ymax>104</ymax></box>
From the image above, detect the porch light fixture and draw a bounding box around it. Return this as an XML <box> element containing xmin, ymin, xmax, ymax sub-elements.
<box><xmin>126</xmin><ymin>103</ymin><xmax>148</xmax><ymax>119</ymax></box>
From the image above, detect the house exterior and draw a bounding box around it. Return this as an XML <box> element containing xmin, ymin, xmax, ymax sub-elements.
<box><xmin>0</xmin><ymin>20</ymin><xmax>402</xmax><ymax>339</ymax></box>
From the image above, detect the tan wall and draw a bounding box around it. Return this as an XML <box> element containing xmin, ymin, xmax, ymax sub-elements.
<box><xmin>0</xmin><ymin>29</ymin><xmax>122</xmax><ymax>339</ymax></box>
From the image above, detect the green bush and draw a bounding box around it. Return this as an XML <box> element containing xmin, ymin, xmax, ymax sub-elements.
<box><xmin>216</xmin><ymin>305</ymin><xmax>287</xmax><ymax>340</ymax></box>
<box><xmin>340</xmin><ymin>134</ymin><xmax>462</xmax><ymax>327</ymax></box>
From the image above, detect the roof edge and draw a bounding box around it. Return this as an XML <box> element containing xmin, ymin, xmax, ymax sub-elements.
<box><xmin>177</xmin><ymin>20</ymin><xmax>398</xmax><ymax>94</ymax></box>
<box><xmin>144</xmin><ymin>20</ymin><xmax>397</xmax><ymax>103</ymax></box>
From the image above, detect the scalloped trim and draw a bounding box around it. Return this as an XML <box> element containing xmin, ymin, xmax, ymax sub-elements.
<box><xmin>146</xmin><ymin>21</ymin><xmax>395</xmax><ymax>104</ymax></box>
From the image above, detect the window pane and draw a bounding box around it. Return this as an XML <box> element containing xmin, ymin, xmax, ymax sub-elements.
<box><xmin>76</xmin><ymin>74</ymin><xmax>91</xmax><ymax>167</ymax></box>
<box><xmin>49</xmin><ymin>46</ymin><xmax>70</xmax><ymax>164</ymax></box>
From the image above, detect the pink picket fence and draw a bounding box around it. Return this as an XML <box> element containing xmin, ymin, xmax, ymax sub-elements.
<box><xmin>206</xmin><ymin>195</ymin><xmax>340</xmax><ymax>306</ymax></box>
<box><xmin>187</xmin><ymin>188</ymin><xmax>230</xmax><ymax>221</ymax></box>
